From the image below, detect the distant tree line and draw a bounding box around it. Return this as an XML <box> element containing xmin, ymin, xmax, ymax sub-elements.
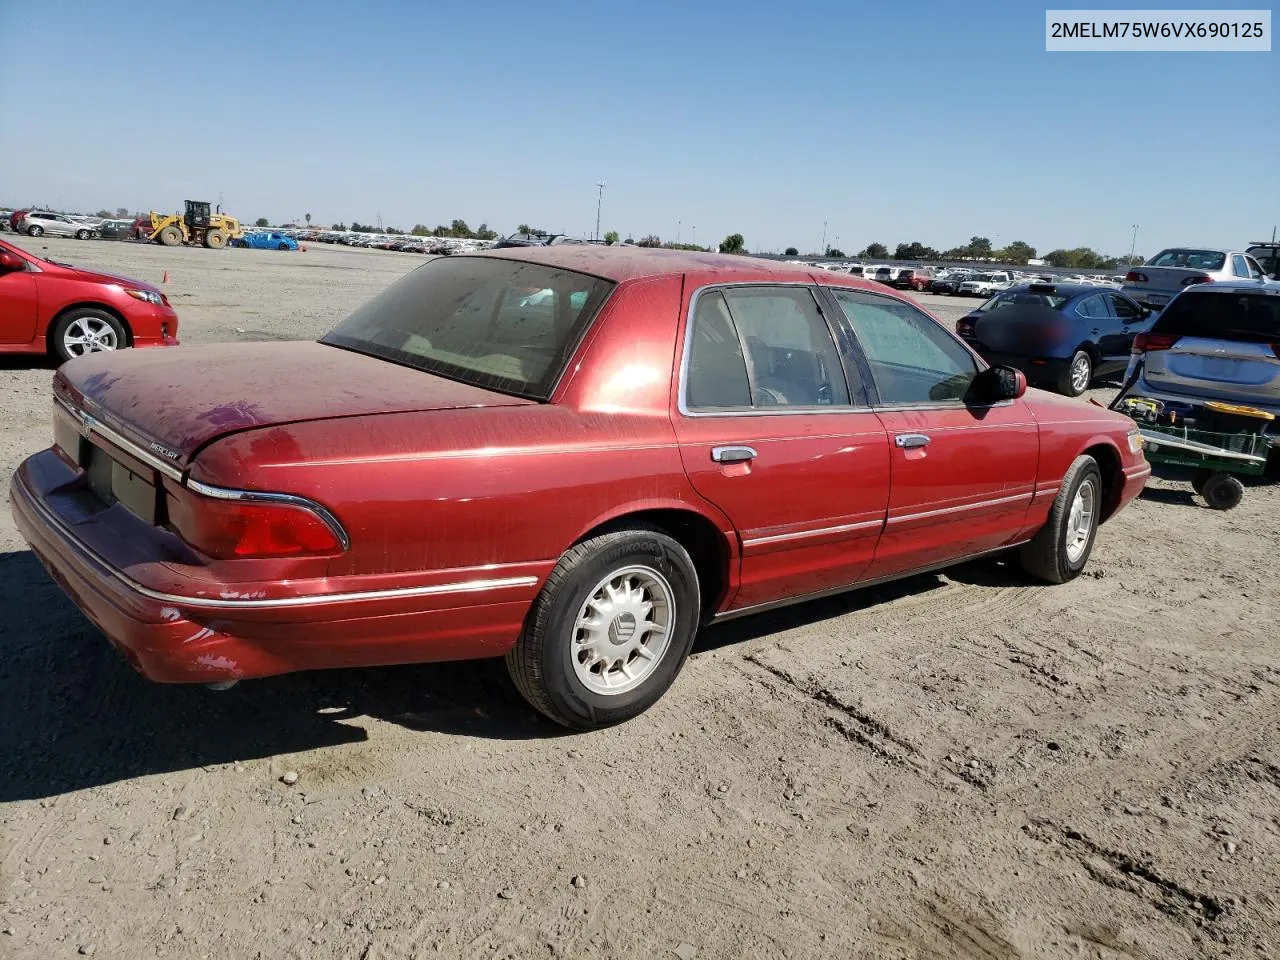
<box><xmin>785</xmin><ymin>234</ymin><xmax>1143</xmax><ymax>270</ymax></box>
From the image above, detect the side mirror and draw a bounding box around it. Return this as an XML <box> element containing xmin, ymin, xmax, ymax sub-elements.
<box><xmin>971</xmin><ymin>364</ymin><xmax>1026</xmax><ymax>403</ymax></box>
<box><xmin>0</xmin><ymin>251</ymin><xmax>24</xmax><ymax>271</ymax></box>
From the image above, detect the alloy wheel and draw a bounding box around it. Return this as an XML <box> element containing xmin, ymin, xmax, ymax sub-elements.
<box><xmin>571</xmin><ymin>565</ymin><xmax>675</xmax><ymax>695</ymax></box>
<box><xmin>62</xmin><ymin>316</ymin><xmax>120</xmax><ymax>357</ymax></box>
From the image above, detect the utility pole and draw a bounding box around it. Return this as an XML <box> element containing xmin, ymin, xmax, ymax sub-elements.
<box><xmin>594</xmin><ymin>181</ymin><xmax>606</xmax><ymax>241</ymax></box>
<box><xmin>1129</xmin><ymin>223</ymin><xmax>1139</xmax><ymax>263</ymax></box>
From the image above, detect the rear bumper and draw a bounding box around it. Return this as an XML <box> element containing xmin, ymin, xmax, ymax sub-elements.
<box><xmin>11</xmin><ymin>451</ymin><xmax>544</xmax><ymax>684</ymax></box>
<box><xmin>1131</xmin><ymin>377</ymin><xmax>1280</xmax><ymax>425</ymax></box>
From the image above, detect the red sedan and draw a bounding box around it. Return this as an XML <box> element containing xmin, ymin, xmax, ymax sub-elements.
<box><xmin>0</xmin><ymin>237</ymin><xmax>179</xmax><ymax>361</ymax></box>
<box><xmin>11</xmin><ymin>248</ymin><xmax>1149</xmax><ymax>728</ymax></box>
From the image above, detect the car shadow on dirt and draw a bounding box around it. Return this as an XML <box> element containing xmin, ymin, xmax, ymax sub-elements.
<box><xmin>0</xmin><ymin>550</ymin><xmax>1014</xmax><ymax>802</ymax></box>
<box><xmin>0</xmin><ymin>550</ymin><xmax>558</xmax><ymax>802</ymax></box>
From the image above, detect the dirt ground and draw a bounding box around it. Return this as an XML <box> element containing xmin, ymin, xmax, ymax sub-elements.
<box><xmin>1</xmin><ymin>236</ymin><xmax>1277</xmax><ymax>960</ymax></box>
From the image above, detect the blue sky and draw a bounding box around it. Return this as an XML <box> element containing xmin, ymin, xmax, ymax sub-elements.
<box><xmin>1</xmin><ymin>0</ymin><xmax>1275</xmax><ymax>257</ymax></box>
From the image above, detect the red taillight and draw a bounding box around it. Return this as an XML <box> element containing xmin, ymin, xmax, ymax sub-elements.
<box><xmin>1133</xmin><ymin>332</ymin><xmax>1181</xmax><ymax>353</ymax></box>
<box><xmin>1182</xmin><ymin>275</ymin><xmax>1213</xmax><ymax>286</ymax></box>
<box><xmin>1125</xmin><ymin>270</ymin><xmax>1148</xmax><ymax>283</ymax></box>
<box><xmin>168</xmin><ymin>486</ymin><xmax>344</xmax><ymax>559</ymax></box>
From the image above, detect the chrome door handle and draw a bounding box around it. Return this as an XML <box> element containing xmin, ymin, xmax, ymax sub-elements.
<box><xmin>711</xmin><ymin>445</ymin><xmax>758</xmax><ymax>464</ymax></box>
<box><xmin>894</xmin><ymin>433</ymin><xmax>931</xmax><ymax>449</ymax></box>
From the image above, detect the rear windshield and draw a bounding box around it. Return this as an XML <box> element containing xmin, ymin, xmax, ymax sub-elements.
<box><xmin>1150</xmin><ymin>291</ymin><xmax>1280</xmax><ymax>343</ymax></box>
<box><xmin>322</xmin><ymin>256</ymin><xmax>615</xmax><ymax>399</ymax></box>
<box><xmin>1147</xmin><ymin>249</ymin><xmax>1226</xmax><ymax>271</ymax></box>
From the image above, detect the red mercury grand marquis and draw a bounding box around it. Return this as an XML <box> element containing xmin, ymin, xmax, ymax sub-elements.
<box><xmin>11</xmin><ymin>247</ymin><xmax>1150</xmax><ymax>729</ymax></box>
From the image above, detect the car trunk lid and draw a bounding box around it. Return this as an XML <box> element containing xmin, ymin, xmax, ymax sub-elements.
<box><xmin>1123</xmin><ymin>266</ymin><xmax>1214</xmax><ymax>306</ymax></box>
<box><xmin>54</xmin><ymin>340</ymin><xmax>534</xmax><ymax>468</ymax></box>
<box><xmin>1143</xmin><ymin>337</ymin><xmax>1280</xmax><ymax>404</ymax></box>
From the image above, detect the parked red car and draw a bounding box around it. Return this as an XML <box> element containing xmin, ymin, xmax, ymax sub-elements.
<box><xmin>11</xmin><ymin>248</ymin><xmax>1149</xmax><ymax>728</ymax></box>
<box><xmin>0</xmin><ymin>237</ymin><xmax>179</xmax><ymax>361</ymax></box>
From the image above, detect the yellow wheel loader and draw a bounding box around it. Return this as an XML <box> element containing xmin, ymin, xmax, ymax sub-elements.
<box><xmin>147</xmin><ymin>200</ymin><xmax>244</xmax><ymax>249</ymax></box>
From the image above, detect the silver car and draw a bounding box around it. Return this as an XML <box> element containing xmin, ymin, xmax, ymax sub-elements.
<box><xmin>22</xmin><ymin>211</ymin><xmax>98</xmax><ymax>239</ymax></box>
<box><xmin>1121</xmin><ymin>247</ymin><xmax>1266</xmax><ymax>311</ymax></box>
<box><xmin>1126</xmin><ymin>278</ymin><xmax>1280</xmax><ymax>418</ymax></box>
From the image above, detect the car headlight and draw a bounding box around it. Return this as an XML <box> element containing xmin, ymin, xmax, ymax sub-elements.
<box><xmin>125</xmin><ymin>288</ymin><xmax>163</xmax><ymax>305</ymax></box>
<box><xmin>1127</xmin><ymin>428</ymin><xmax>1144</xmax><ymax>454</ymax></box>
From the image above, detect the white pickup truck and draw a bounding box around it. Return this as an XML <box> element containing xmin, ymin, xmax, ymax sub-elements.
<box><xmin>957</xmin><ymin>271</ymin><xmax>1015</xmax><ymax>297</ymax></box>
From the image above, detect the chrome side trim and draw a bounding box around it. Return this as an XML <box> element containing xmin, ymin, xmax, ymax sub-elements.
<box><xmin>742</xmin><ymin>517</ymin><xmax>883</xmax><ymax>548</ymax></box>
<box><xmin>56</xmin><ymin>396</ymin><xmax>186</xmax><ymax>482</ymax></box>
<box><xmin>886</xmin><ymin>492</ymin><xmax>1031</xmax><ymax>526</ymax></box>
<box><xmin>186</xmin><ymin>479</ymin><xmax>351</xmax><ymax>551</ymax></box>
<box><xmin>18</xmin><ymin>470</ymin><xmax>538</xmax><ymax>611</ymax></box>
<box><xmin>711</xmin><ymin>540</ymin><xmax>1031</xmax><ymax>622</ymax></box>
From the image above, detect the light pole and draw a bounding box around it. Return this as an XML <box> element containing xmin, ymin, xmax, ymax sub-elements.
<box><xmin>676</xmin><ymin>220</ymin><xmax>681</xmax><ymax>245</ymax></box>
<box><xmin>692</xmin><ymin>225</ymin><xmax>696</xmax><ymax>248</ymax></box>
<box><xmin>821</xmin><ymin>221</ymin><xmax>827</xmax><ymax>256</ymax></box>
<box><xmin>594</xmin><ymin>181</ymin><xmax>606</xmax><ymax>241</ymax></box>
<box><xmin>1129</xmin><ymin>223</ymin><xmax>1139</xmax><ymax>264</ymax></box>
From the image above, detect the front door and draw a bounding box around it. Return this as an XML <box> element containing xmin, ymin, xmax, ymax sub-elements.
<box><xmin>0</xmin><ymin>258</ymin><xmax>39</xmax><ymax>344</ymax></box>
<box><xmin>1102</xmin><ymin>293</ymin><xmax>1149</xmax><ymax>368</ymax></box>
<box><xmin>672</xmin><ymin>283</ymin><xmax>890</xmax><ymax>611</ymax></box>
<box><xmin>824</xmin><ymin>287</ymin><xmax>1039</xmax><ymax>580</ymax></box>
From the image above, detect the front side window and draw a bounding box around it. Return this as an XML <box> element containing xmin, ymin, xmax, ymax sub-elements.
<box><xmin>1109</xmin><ymin>294</ymin><xmax>1143</xmax><ymax>320</ymax></box>
<box><xmin>322</xmin><ymin>256</ymin><xmax>614</xmax><ymax>399</ymax></box>
<box><xmin>684</xmin><ymin>286</ymin><xmax>851</xmax><ymax>410</ymax></box>
<box><xmin>831</xmin><ymin>289</ymin><xmax>978</xmax><ymax>404</ymax></box>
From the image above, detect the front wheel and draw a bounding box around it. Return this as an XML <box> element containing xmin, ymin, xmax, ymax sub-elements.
<box><xmin>1018</xmin><ymin>455</ymin><xmax>1102</xmax><ymax>584</ymax></box>
<box><xmin>1059</xmin><ymin>350</ymin><xmax>1093</xmax><ymax>397</ymax></box>
<box><xmin>159</xmin><ymin>226</ymin><xmax>183</xmax><ymax>246</ymax></box>
<box><xmin>506</xmin><ymin>527</ymin><xmax>701</xmax><ymax>729</ymax></box>
<box><xmin>204</xmin><ymin>229</ymin><xmax>227</xmax><ymax>249</ymax></box>
<box><xmin>52</xmin><ymin>308</ymin><xmax>127</xmax><ymax>362</ymax></box>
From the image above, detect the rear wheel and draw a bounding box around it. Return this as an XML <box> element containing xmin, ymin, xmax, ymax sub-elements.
<box><xmin>27</xmin><ymin>225</ymin><xmax>43</xmax><ymax>237</ymax></box>
<box><xmin>159</xmin><ymin>226</ymin><xmax>183</xmax><ymax>246</ymax></box>
<box><xmin>1019</xmin><ymin>455</ymin><xmax>1101</xmax><ymax>584</ymax></box>
<box><xmin>52</xmin><ymin>308</ymin><xmax>127</xmax><ymax>362</ymax></box>
<box><xmin>1059</xmin><ymin>350</ymin><xmax>1093</xmax><ymax>397</ymax></box>
<box><xmin>506</xmin><ymin>527</ymin><xmax>701</xmax><ymax>730</ymax></box>
<box><xmin>1200</xmin><ymin>473</ymin><xmax>1243</xmax><ymax>511</ymax></box>
<box><xmin>204</xmin><ymin>229</ymin><xmax>227</xmax><ymax>249</ymax></box>
<box><xmin>277</xmin><ymin>242</ymin><xmax>289</xmax><ymax>251</ymax></box>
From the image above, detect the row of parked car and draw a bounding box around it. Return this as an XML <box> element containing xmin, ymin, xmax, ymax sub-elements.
<box><xmin>805</xmin><ymin>261</ymin><xmax>1127</xmax><ymax>296</ymax></box>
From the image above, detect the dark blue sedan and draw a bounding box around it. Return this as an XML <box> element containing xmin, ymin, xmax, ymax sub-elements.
<box><xmin>955</xmin><ymin>283</ymin><xmax>1154</xmax><ymax>396</ymax></box>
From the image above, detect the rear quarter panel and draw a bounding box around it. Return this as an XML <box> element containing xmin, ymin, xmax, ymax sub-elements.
<box><xmin>189</xmin><ymin>273</ymin><xmax>739</xmax><ymax>584</ymax></box>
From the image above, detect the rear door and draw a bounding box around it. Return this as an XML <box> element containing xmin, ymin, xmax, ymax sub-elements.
<box><xmin>672</xmin><ymin>283</ymin><xmax>891</xmax><ymax>612</ymax></box>
<box><xmin>824</xmin><ymin>287</ymin><xmax>1039</xmax><ymax>580</ymax></box>
<box><xmin>1141</xmin><ymin>288</ymin><xmax>1280</xmax><ymax>409</ymax></box>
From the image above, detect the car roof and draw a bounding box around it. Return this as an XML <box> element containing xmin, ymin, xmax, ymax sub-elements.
<box><xmin>460</xmin><ymin>244</ymin><xmax>881</xmax><ymax>288</ymax></box>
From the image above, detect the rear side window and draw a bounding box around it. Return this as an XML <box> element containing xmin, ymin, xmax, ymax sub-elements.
<box><xmin>684</xmin><ymin>286</ymin><xmax>851</xmax><ymax>410</ymax></box>
<box><xmin>1232</xmin><ymin>255</ymin><xmax>1252</xmax><ymax>278</ymax></box>
<box><xmin>1151</xmin><ymin>292</ymin><xmax>1280</xmax><ymax>343</ymax></box>
<box><xmin>1076</xmin><ymin>294</ymin><xmax>1113</xmax><ymax>319</ymax></box>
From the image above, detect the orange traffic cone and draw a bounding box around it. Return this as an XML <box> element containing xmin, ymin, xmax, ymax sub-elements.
<box><xmin>161</xmin><ymin>271</ymin><xmax>169</xmax><ymax>284</ymax></box>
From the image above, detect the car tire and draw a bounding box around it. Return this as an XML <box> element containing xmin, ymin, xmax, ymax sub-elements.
<box><xmin>52</xmin><ymin>308</ymin><xmax>128</xmax><ymax>362</ymax></box>
<box><xmin>75</xmin><ymin>229</ymin><xmax>90</xmax><ymax>240</ymax></box>
<box><xmin>1200</xmin><ymin>472</ymin><xmax>1244</xmax><ymax>511</ymax></box>
<box><xmin>277</xmin><ymin>242</ymin><xmax>289</xmax><ymax>251</ymax></box>
<box><xmin>506</xmin><ymin>526</ymin><xmax>701</xmax><ymax>730</ymax></box>
<box><xmin>159</xmin><ymin>226</ymin><xmax>183</xmax><ymax>246</ymax></box>
<box><xmin>1059</xmin><ymin>349</ymin><xmax>1093</xmax><ymax>397</ymax></box>
<box><xmin>27</xmin><ymin>225</ymin><xmax>43</xmax><ymax>237</ymax></box>
<box><xmin>1018</xmin><ymin>454</ymin><xmax>1102</xmax><ymax>584</ymax></box>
